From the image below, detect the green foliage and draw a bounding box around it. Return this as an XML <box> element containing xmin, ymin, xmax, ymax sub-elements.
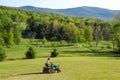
<box><xmin>59</xmin><ymin>40</ymin><xmax>68</xmax><ymax>46</ymax></box>
<box><xmin>84</xmin><ymin>26</ymin><xmax>93</xmax><ymax>42</ymax></box>
<box><xmin>3</xmin><ymin>40</ymin><xmax>119</xmax><ymax>60</ymax></box>
<box><xmin>112</xmin><ymin>13</ymin><xmax>120</xmax><ymax>52</ymax></box>
<box><xmin>0</xmin><ymin>7</ymin><xmax>24</xmax><ymax>46</ymax></box>
<box><xmin>0</xmin><ymin>34</ymin><xmax>5</xmax><ymax>46</ymax></box>
<box><xmin>0</xmin><ymin>6</ymin><xmax>112</xmax><ymax>44</ymax></box>
<box><xmin>14</xmin><ymin>23</ymin><xmax>22</xmax><ymax>45</ymax></box>
<box><xmin>79</xmin><ymin>28</ymin><xmax>86</xmax><ymax>42</ymax></box>
<box><xmin>51</xmin><ymin>49</ymin><xmax>59</xmax><ymax>57</ymax></box>
<box><xmin>25</xmin><ymin>46</ymin><xmax>36</xmax><ymax>59</ymax></box>
<box><xmin>114</xmin><ymin>24</ymin><xmax>120</xmax><ymax>48</ymax></box>
<box><xmin>107</xmin><ymin>44</ymin><xmax>113</xmax><ymax>49</ymax></box>
<box><xmin>42</xmin><ymin>37</ymin><xmax>47</xmax><ymax>44</ymax></box>
<box><xmin>0</xmin><ymin>46</ymin><xmax>6</xmax><ymax>61</ymax></box>
<box><xmin>7</xmin><ymin>29</ymin><xmax>14</xmax><ymax>46</ymax></box>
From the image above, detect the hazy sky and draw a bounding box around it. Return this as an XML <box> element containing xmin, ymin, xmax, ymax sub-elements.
<box><xmin>0</xmin><ymin>0</ymin><xmax>120</xmax><ymax>10</ymax></box>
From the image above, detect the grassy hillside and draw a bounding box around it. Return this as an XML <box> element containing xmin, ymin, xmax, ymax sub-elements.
<box><xmin>0</xmin><ymin>57</ymin><xmax>120</xmax><ymax>80</ymax></box>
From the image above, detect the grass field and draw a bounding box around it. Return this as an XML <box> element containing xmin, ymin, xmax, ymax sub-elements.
<box><xmin>5</xmin><ymin>40</ymin><xmax>119</xmax><ymax>60</ymax></box>
<box><xmin>0</xmin><ymin>57</ymin><xmax>120</xmax><ymax>80</ymax></box>
<box><xmin>1</xmin><ymin>40</ymin><xmax>120</xmax><ymax>80</ymax></box>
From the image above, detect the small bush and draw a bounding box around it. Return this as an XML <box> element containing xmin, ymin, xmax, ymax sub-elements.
<box><xmin>51</xmin><ymin>42</ymin><xmax>58</xmax><ymax>47</ymax></box>
<box><xmin>25</xmin><ymin>46</ymin><xmax>36</xmax><ymax>59</ymax></box>
<box><xmin>107</xmin><ymin>44</ymin><xmax>113</xmax><ymax>49</ymax></box>
<box><xmin>42</xmin><ymin>37</ymin><xmax>47</xmax><ymax>44</ymax></box>
<box><xmin>59</xmin><ymin>40</ymin><xmax>68</xmax><ymax>46</ymax></box>
<box><xmin>0</xmin><ymin>46</ymin><xmax>6</xmax><ymax>61</ymax></box>
<box><xmin>0</xmin><ymin>36</ymin><xmax>5</xmax><ymax>46</ymax></box>
<box><xmin>51</xmin><ymin>49</ymin><xmax>59</xmax><ymax>57</ymax></box>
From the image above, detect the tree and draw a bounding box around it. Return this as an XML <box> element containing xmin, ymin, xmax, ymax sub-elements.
<box><xmin>51</xmin><ymin>49</ymin><xmax>59</xmax><ymax>57</ymax></box>
<box><xmin>111</xmin><ymin>22</ymin><xmax>120</xmax><ymax>52</ymax></box>
<box><xmin>0</xmin><ymin>34</ymin><xmax>5</xmax><ymax>46</ymax></box>
<box><xmin>0</xmin><ymin>6</ymin><xmax>113</xmax><ymax>44</ymax></box>
<box><xmin>13</xmin><ymin>23</ymin><xmax>22</xmax><ymax>44</ymax></box>
<box><xmin>93</xmin><ymin>21</ymin><xmax>103</xmax><ymax>47</ymax></box>
<box><xmin>25</xmin><ymin>47</ymin><xmax>36</xmax><ymax>59</ymax></box>
<box><xmin>111</xmin><ymin>12</ymin><xmax>120</xmax><ymax>52</ymax></box>
<box><xmin>62</xmin><ymin>22</ymin><xmax>79</xmax><ymax>43</ymax></box>
<box><xmin>79</xmin><ymin>28</ymin><xmax>85</xmax><ymax>42</ymax></box>
<box><xmin>84</xmin><ymin>26</ymin><xmax>93</xmax><ymax>42</ymax></box>
<box><xmin>7</xmin><ymin>29</ymin><xmax>14</xmax><ymax>46</ymax></box>
<box><xmin>0</xmin><ymin>46</ymin><xmax>6</xmax><ymax>61</ymax></box>
<box><xmin>42</xmin><ymin>37</ymin><xmax>47</xmax><ymax>44</ymax></box>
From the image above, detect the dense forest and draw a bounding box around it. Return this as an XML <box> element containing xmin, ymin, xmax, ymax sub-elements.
<box><xmin>0</xmin><ymin>6</ymin><xmax>119</xmax><ymax>52</ymax></box>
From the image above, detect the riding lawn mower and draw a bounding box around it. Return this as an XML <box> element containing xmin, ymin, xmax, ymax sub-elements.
<box><xmin>43</xmin><ymin>63</ymin><xmax>61</xmax><ymax>73</ymax></box>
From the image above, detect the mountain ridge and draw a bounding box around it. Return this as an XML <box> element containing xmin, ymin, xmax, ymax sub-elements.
<box><xmin>16</xmin><ymin>6</ymin><xmax>119</xmax><ymax>20</ymax></box>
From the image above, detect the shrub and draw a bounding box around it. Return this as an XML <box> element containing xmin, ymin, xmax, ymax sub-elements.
<box><xmin>42</xmin><ymin>37</ymin><xmax>47</xmax><ymax>44</ymax></box>
<box><xmin>59</xmin><ymin>40</ymin><xmax>68</xmax><ymax>46</ymax></box>
<box><xmin>107</xmin><ymin>44</ymin><xmax>113</xmax><ymax>49</ymax></box>
<box><xmin>51</xmin><ymin>42</ymin><xmax>58</xmax><ymax>47</ymax></box>
<box><xmin>51</xmin><ymin>49</ymin><xmax>59</xmax><ymax>57</ymax></box>
<box><xmin>0</xmin><ymin>35</ymin><xmax>5</xmax><ymax>46</ymax></box>
<box><xmin>25</xmin><ymin>46</ymin><xmax>36</xmax><ymax>59</ymax></box>
<box><xmin>0</xmin><ymin>46</ymin><xmax>6</xmax><ymax>61</ymax></box>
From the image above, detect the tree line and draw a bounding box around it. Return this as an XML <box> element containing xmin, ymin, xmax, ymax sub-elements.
<box><xmin>0</xmin><ymin>6</ymin><xmax>120</xmax><ymax>52</ymax></box>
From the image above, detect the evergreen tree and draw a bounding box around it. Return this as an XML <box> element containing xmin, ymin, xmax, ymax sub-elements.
<box><xmin>25</xmin><ymin>46</ymin><xmax>36</xmax><ymax>59</ymax></box>
<box><xmin>51</xmin><ymin>49</ymin><xmax>59</xmax><ymax>57</ymax></box>
<box><xmin>42</xmin><ymin>37</ymin><xmax>47</xmax><ymax>44</ymax></box>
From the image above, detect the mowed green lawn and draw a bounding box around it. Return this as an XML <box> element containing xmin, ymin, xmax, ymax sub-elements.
<box><xmin>0</xmin><ymin>57</ymin><xmax>120</xmax><ymax>80</ymax></box>
<box><xmin>5</xmin><ymin>40</ymin><xmax>116</xmax><ymax>60</ymax></box>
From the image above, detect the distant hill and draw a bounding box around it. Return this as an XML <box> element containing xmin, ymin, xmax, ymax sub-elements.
<box><xmin>17</xmin><ymin>6</ymin><xmax>119</xmax><ymax>20</ymax></box>
<box><xmin>17</xmin><ymin>6</ymin><xmax>62</xmax><ymax>14</ymax></box>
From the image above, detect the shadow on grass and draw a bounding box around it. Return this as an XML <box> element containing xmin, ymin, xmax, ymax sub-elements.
<box><xmin>62</xmin><ymin>50</ymin><xmax>120</xmax><ymax>57</ymax></box>
<box><xmin>62</xmin><ymin>50</ymin><xmax>110</xmax><ymax>54</ymax></box>
<box><xmin>20</xmin><ymin>72</ymin><xmax>45</xmax><ymax>75</ymax></box>
<box><xmin>0</xmin><ymin>72</ymin><xmax>44</xmax><ymax>79</ymax></box>
<box><xmin>7</xmin><ymin>58</ymin><xmax>25</xmax><ymax>61</ymax></box>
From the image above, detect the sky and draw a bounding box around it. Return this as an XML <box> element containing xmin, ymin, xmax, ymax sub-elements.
<box><xmin>0</xmin><ymin>0</ymin><xmax>120</xmax><ymax>10</ymax></box>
